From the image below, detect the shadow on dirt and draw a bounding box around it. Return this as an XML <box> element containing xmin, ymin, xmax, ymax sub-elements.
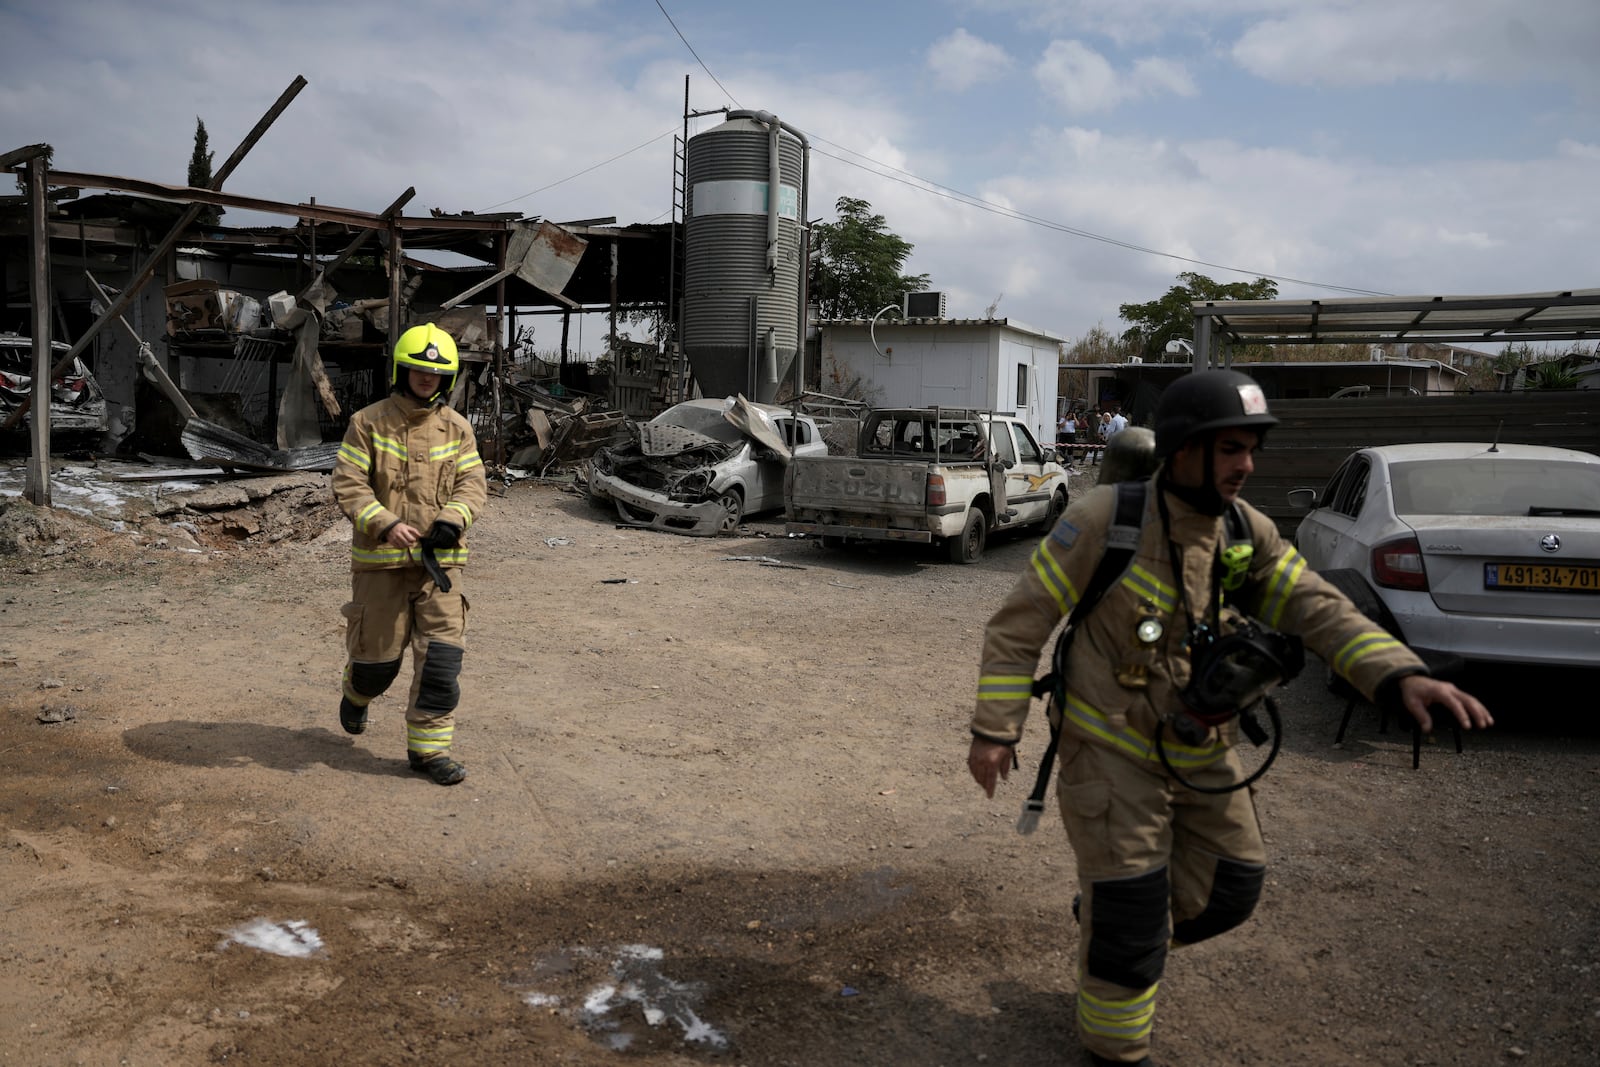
<box><xmin>122</xmin><ymin>720</ymin><xmax>412</xmax><ymax>778</ymax></box>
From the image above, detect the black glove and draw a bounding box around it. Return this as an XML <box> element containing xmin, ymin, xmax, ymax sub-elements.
<box><xmin>416</xmin><ymin>521</ymin><xmax>461</xmax><ymax>593</ymax></box>
<box><xmin>422</xmin><ymin>520</ymin><xmax>461</xmax><ymax>549</ymax></box>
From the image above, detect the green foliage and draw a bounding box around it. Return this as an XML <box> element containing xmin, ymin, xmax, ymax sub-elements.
<box><xmin>1061</xmin><ymin>322</ymin><xmax>1139</xmax><ymax>365</ymax></box>
<box><xmin>187</xmin><ymin>118</ymin><xmax>222</xmax><ymax>226</ymax></box>
<box><xmin>1495</xmin><ymin>342</ymin><xmax>1535</xmax><ymax>375</ymax></box>
<box><xmin>808</xmin><ymin>197</ymin><xmax>929</xmax><ymax>321</ymax></box>
<box><xmin>1526</xmin><ymin>360</ymin><xmax>1579</xmax><ymax>390</ymax></box>
<box><xmin>1117</xmin><ymin>272</ymin><xmax>1278</xmax><ymax>361</ymax></box>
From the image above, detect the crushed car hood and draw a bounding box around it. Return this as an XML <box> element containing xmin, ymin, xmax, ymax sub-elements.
<box><xmin>638</xmin><ymin>421</ymin><xmax>725</xmax><ymax>457</ymax></box>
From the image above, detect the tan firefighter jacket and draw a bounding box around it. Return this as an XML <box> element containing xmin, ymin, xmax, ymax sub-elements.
<box><xmin>972</xmin><ymin>478</ymin><xmax>1425</xmax><ymax>773</ymax></box>
<box><xmin>331</xmin><ymin>392</ymin><xmax>488</xmax><ymax>572</ymax></box>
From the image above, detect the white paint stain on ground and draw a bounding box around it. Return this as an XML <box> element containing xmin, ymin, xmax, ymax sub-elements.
<box><xmin>218</xmin><ymin>918</ymin><xmax>324</xmax><ymax>958</ymax></box>
<box><xmin>519</xmin><ymin>943</ymin><xmax>727</xmax><ymax>1051</ymax></box>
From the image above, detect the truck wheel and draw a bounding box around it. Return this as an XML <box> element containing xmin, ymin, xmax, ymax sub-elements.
<box><xmin>947</xmin><ymin>509</ymin><xmax>987</xmax><ymax>564</ymax></box>
<box><xmin>1038</xmin><ymin>488</ymin><xmax>1067</xmax><ymax>532</ymax></box>
<box><xmin>715</xmin><ymin>489</ymin><xmax>745</xmax><ymax>535</ymax></box>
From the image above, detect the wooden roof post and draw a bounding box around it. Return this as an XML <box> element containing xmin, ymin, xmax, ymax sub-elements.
<box><xmin>23</xmin><ymin>153</ymin><xmax>51</xmax><ymax>506</ymax></box>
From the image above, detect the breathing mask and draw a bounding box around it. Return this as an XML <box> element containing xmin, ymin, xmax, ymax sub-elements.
<box><xmin>1158</xmin><ymin>617</ymin><xmax>1305</xmax><ymax>793</ymax></box>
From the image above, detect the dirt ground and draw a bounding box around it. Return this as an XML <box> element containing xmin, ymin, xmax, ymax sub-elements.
<box><xmin>2</xmin><ymin>459</ymin><xmax>1597</xmax><ymax>1067</ymax></box>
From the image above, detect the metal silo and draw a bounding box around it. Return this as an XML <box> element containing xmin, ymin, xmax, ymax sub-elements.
<box><xmin>683</xmin><ymin>110</ymin><xmax>808</xmax><ymax>403</ymax></box>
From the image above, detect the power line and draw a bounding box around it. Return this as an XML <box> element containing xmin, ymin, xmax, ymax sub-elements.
<box><xmin>481</xmin><ymin>129</ymin><xmax>676</xmax><ymax>211</ymax></box>
<box><xmin>809</xmin><ymin>136</ymin><xmax>1391</xmax><ymax>298</ymax></box>
<box><xmin>654</xmin><ymin>0</ymin><xmax>741</xmax><ymax>108</ymax></box>
<box><xmin>652</xmin><ymin>0</ymin><xmax>1387</xmax><ymax>298</ymax></box>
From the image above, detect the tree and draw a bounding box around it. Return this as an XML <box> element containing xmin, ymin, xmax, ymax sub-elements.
<box><xmin>187</xmin><ymin>118</ymin><xmax>223</xmax><ymax>226</ymax></box>
<box><xmin>1117</xmin><ymin>272</ymin><xmax>1278</xmax><ymax>362</ymax></box>
<box><xmin>807</xmin><ymin>197</ymin><xmax>929</xmax><ymax>321</ymax></box>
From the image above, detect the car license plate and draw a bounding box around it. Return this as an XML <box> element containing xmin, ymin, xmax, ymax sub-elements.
<box><xmin>1483</xmin><ymin>562</ymin><xmax>1600</xmax><ymax>593</ymax></box>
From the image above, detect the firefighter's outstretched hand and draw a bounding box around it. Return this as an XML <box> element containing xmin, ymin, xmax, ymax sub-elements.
<box><xmin>968</xmin><ymin>738</ymin><xmax>1015</xmax><ymax>799</ymax></box>
<box><xmin>1398</xmin><ymin>675</ymin><xmax>1494</xmax><ymax>733</ymax></box>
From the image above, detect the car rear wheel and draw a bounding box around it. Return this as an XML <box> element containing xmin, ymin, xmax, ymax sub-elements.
<box><xmin>715</xmin><ymin>489</ymin><xmax>744</xmax><ymax>535</ymax></box>
<box><xmin>947</xmin><ymin>509</ymin><xmax>987</xmax><ymax>564</ymax></box>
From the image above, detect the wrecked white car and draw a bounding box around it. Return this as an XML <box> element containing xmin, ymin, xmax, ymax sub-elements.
<box><xmin>588</xmin><ymin>396</ymin><xmax>827</xmax><ymax>536</ymax></box>
<box><xmin>0</xmin><ymin>334</ymin><xmax>109</xmax><ymax>438</ymax></box>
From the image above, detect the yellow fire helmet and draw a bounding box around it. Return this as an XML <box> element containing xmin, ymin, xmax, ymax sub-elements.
<box><xmin>391</xmin><ymin>323</ymin><xmax>460</xmax><ymax>400</ymax></box>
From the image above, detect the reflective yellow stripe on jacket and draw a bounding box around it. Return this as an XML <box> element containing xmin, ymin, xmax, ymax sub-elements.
<box><xmin>1063</xmin><ymin>693</ymin><xmax>1226</xmax><ymax>769</ymax></box>
<box><xmin>1030</xmin><ymin>540</ymin><xmax>1080</xmax><ymax>615</ymax></box>
<box><xmin>1256</xmin><ymin>544</ymin><xmax>1307</xmax><ymax>628</ymax></box>
<box><xmin>350</xmin><ymin>545</ymin><xmax>471</xmax><ymax>567</ymax></box>
<box><xmin>1333</xmin><ymin>630</ymin><xmax>1405</xmax><ymax>675</ymax></box>
<box><xmin>977</xmin><ymin>674</ymin><xmax>1034</xmax><ymax>702</ymax></box>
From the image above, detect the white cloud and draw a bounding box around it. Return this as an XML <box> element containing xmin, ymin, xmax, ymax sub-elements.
<box><xmin>2</xmin><ymin>0</ymin><xmax>1595</xmax><ymax>350</ymax></box>
<box><xmin>1034</xmin><ymin>41</ymin><xmax>1123</xmax><ymax>113</ymax></box>
<box><xmin>1034</xmin><ymin>40</ymin><xmax>1196</xmax><ymax>114</ymax></box>
<box><xmin>1557</xmin><ymin>139</ymin><xmax>1600</xmax><ymax>160</ymax></box>
<box><xmin>927</xmin><ymin>28</ymin><xmax>1013</xmax><ymax>91</ymax></box>
<box><xmin>1232</xmin><ymin>0</ymin><xmax>1600</xmax><ymax>92</ymax></box>
<box><xmin>1130</xmin><ymin>56</ymin><xmax>1197</xmax><ymax>98</ymax></box>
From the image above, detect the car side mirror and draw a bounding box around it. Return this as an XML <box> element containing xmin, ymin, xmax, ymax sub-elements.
<box><xmin>1287</xmin><ymin>487</ymin><xmax>1318</xmax><ymax>511</ymax></box>
<box><xmin>1003</xmin><ymin>459</ymin><xmax>1015</xmax><ymax>470</ymax></box>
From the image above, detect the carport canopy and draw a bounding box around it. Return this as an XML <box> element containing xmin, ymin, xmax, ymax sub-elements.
<box><xmin>1192</xmin><ymin>289</ymin><xmax>1600</xmax><ymax>366</ymax></box>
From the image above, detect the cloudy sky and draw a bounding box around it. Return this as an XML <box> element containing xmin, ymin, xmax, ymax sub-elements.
<box><xmin>3</xmin><ymin>0</ymin><xmax>1596</xmax><ymax>351</ymax></box>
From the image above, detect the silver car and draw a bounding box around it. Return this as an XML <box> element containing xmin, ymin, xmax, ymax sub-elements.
<box><xmin>589</xmin><ymin>397</ymin><xmax>828</xmax><ymax>536</ymax></box>
<box><xmin>1288</xmin><ymin>442</ymin><xmax>1600</xmax><ymax>668</ymax></box>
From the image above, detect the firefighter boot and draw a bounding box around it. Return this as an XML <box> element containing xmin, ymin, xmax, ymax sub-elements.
<box><xmin>339</xmin><ymin>696</ymin><xmax>368</xmax><ymax>735</ymax></box>
<box><xmin>409</xmin><ymin>751</ymin><xmax>466</xmax><ymax>786</ymax></box>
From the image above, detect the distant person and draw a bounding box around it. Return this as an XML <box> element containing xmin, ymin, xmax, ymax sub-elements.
<box><xmin>1062</xmin><ymin>412</ymin><xmax>1077</xmax><ymax>445</ymax></box>
<box><xmin>1058</xmin><ymin>413</ymin><xmax>1070</xmax><ymax>445</ymax></box>
<box><xmin>1107</xmin><ymin>409</ymin><xmax>1128</xmax><ymax>437</ymax></box>
<box><xmin>331</xmin><ymin>324</ymin><xmax>489</xmax><ymax>786</ymax></box>
<box><xmin>1098</xmin><ymin>411</ymin><xmax>1113</xmax><ymax>442</ymax></box>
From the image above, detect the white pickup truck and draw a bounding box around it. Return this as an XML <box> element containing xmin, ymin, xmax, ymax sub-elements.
<box><xmin>784</xmin><ymin>407</ymin><xmax>1069</xmax><ymax>563</ymax></box>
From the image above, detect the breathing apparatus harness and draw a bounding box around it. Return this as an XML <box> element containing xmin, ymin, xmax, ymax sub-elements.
<box><xmin>1150</xmin><ymin>484</ymin><xmax>1303</xmax><ymax>793</ymax></box>
<box><xmin>1017</xmin><ymin>480</ymin><xmax>1303</xmax><ymax>833</ymax></box>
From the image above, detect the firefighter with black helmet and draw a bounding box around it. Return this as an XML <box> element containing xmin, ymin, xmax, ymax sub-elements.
<box><xmin>966</xmin><ymin>369</ymin><xmax>1492</xmax><ymax>1065</ymax></box>
<box><xmin>331</xmin><ymin>323</ymin><xmax>488</xmax><ymax>785</ymax></box>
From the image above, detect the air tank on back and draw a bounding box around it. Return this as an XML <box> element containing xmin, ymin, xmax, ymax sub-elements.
<box><xmin>683</xmin><ymin>110</ymin><xmax>807</xmax><ymax>403</ymax></box>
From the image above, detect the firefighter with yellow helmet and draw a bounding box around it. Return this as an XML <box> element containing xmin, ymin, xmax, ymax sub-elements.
<box><xmin>966</xmin><ymin>370</ymin><xmax>1493</xmax><ymax>1065</ymax></box>
<box><xmin>331</xmin><ymin>323</ymin><xmax>488</xmax><ymax>785</ymax></box>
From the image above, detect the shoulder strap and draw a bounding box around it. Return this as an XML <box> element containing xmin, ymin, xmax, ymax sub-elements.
<box><xmin>1224</xmin><ymin>500</ymin><xmax>1249</xmax><ymax>544</ymax></box>
<box><xmin>1029</xmin><ymin>480</ymin><xmax>1148</xmax><ymax>700</ymax></box>
<box><xmin>1019</xmin><ymin>480</ymin><xmax>1149</xmax><ymax>833</ymax></box>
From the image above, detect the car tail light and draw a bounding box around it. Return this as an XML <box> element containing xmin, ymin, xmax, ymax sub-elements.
<box><xmin>1372</xmin><ymin>535</ymin><xmax>1428</xmax><ymax>591</ymax></box>
<box><xmin>927</xmin><ymin>473</ymin><xmax>946</xmax><ymax>507</ymax></box>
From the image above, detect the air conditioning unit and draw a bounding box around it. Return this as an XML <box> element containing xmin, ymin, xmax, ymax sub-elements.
<box><xmin>903</xmin><ymin>291</ymin><xmax>947</xmax><ymax>319</ymax></box>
